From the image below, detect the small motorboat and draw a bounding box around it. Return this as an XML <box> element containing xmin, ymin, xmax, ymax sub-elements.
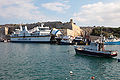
<box><xmin>74</xmin><ymin>42</ymin><xmax>118</xmax><ymax>58</ymax></box>
<box><xmin>60</xmin><ymin>36</ymin><xmax>74</xmax><ymax>45</ymax></box>
<box><xmin>72</xmin><ymin>36</ymin><xmax>86</xmax><ymax>45</ymax></box>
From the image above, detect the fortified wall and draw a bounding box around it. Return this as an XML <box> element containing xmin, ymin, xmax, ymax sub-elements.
<box><xmin>59</xmin><ymin>19</ymin><xmax>83</xmax><ymax>37</ymax></box>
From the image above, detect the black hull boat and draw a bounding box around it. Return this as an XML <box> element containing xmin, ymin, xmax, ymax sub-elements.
<box><xmin>74</xmin><ymin>42</ymin><xmax>118</xmax><ymax>58</ymax></box>
<box><xmin>75</xmin><ymin>48</ymin><xmax>117</xmax><ymax>58</ymax></box>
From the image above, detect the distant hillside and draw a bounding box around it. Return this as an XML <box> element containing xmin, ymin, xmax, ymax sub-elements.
<box><xmin>0</xmin><ymin>21</ymin><xmax>67</xmax><ymax>35</ymax></box>
<box><xmin>91</xmin><ymin>27</ymin><xmax>120</xmax><ymax>38</ymax></box>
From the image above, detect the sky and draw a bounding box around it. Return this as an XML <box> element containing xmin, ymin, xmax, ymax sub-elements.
<box><xmin>0</xmin><ymin>0</ymin><xmax>120</xmax><ymax>27</ymax></box>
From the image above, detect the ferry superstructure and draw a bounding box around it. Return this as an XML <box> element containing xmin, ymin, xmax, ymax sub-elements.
<box><xmin>10</xmin><ymin>23</ymin><xmax>51</xmax><ymax>43</ymax></box>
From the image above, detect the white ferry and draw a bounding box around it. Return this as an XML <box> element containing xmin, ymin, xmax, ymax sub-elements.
<box><xmin>10</xmin><ymin>23</ymin><xmax>51</xmax><ymax>43</ymax></box>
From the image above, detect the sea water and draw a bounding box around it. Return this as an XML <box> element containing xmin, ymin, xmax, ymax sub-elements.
<box><xmin>0</xmin><ymin>43</ymin><xmax>120</xmax><ymax>80</ymax></box>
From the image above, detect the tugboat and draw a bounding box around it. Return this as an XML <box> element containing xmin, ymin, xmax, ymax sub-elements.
<box><xmin>74</xmin><ymin>42</ymin><xmax>118</xmax><ymax>57</ymax></box>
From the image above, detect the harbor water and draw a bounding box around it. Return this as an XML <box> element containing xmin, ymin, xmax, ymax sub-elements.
<box><xmin>0</xmin><ymin>43</ymin><xmax>120</xmax><ymax>80</ymax></box>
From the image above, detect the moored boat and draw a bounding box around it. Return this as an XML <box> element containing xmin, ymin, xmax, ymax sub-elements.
<box><xmin>60</xmin><ymin>36</ymin><xmax>74</xmax><ymax>45</ymax></box>
<box><xmin>74</xmin><ymin>42</ymin><xmax>118</xmax><ymax>58</ymax></box>
<box><xmin>73</xmin><ymin>36</ymin><xmax>86</xmax><ymax>45</ymax></box>
<box><xmin>10</xmin><ymin>23</ymin><xmax>51</xmax><ymax>43</ymax></box>
<box><xmin>104</xmin><ymin>35</ymin><xmax>120</xmax><ymax>45</ymax></box>
<box><xmin>95</xmin><ymin>35</ymin><xmax>120</xmax><ymax>45</ymax></box>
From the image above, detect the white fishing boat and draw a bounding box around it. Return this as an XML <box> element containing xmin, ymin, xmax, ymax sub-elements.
<box><xmin>10</xmin><ymin>23</ymin><xmax>51</xmax><ymax>43</ymax></box>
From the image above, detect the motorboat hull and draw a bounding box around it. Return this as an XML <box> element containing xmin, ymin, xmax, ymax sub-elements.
<box><xmin>75</xmin><ymin>48</ymin><xmax>117</xmax><ymax>58</ymax></box>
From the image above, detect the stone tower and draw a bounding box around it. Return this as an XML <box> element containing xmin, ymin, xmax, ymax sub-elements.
<box><xmin>70</xmin><ymin>19</ymin><xmax>73</xmax><ymax>23</ymax></box>
<box><xmin>5</xmin><ymin>27</ymin><xmax>9</xmax><ymax>35</ymax></box>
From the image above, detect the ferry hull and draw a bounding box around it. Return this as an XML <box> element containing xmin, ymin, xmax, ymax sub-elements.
<box><xmin>10</xmin><ymin>37</ymin><xmax>51</xmax><ymax>43</ymax></box>
<box><xmin>11</xmin><ymin>41</ymin><xmax>50</xmax><ymax>43</ymax></box>
<box><xmin>75</xmin><ymin>48</ymin><xmax>117</xmax><ymax>58</ymax></box>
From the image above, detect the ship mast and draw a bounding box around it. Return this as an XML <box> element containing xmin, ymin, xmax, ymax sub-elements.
<box><xmin>100</xmin><ymin>26</ymin><xmax>103</xmax><ymax>43</ymax></box>
<box><xmin>99</xmin><ymin>26</ymin><xmax>105</xmax><ymax>51</ymax></box>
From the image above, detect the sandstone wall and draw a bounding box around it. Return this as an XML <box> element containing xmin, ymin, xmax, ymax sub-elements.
<box><xmin>72</xmin><ymin>23</ymin><xmax>83</xmax><ymax>37</ymax></box>
<box><xmin>66</xmin><ymin>29</ymin><xmax>74</xmax><ymax>36</ymax></box>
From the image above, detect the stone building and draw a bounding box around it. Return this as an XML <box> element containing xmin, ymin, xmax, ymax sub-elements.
<box><xmin>59</xmin><ymin>19</ymin><xmax>83</xmax><ymax>37</ymax></box>
<box><xmin>0</xmin><ymin>27</ymin><xmax>7</xmax><ymax>39</ymax></box>
<box><xmin>0</xmin><ymin>24</ymin><xmax>16</xmax><ymax>39</ymax></box>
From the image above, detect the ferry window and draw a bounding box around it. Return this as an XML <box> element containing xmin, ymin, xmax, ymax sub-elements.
<box><xmin>15</xmin><ymin>34</ymin><xmax>18</xmax><ymax>37</ymax></box>
<box><xmin>39</xmin><ymin>28</ymin><xmax>45</xmax><ymax>30</ymax></box>
<box><xmin>39</xmin><ymin>28</ymin><xmax>49</xmax><ymax>30</ymax></box>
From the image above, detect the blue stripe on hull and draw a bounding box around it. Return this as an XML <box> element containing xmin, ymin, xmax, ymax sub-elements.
<box><xmin>104</xmin><ymin>41</ymin><xmax>120</xmax><ymax>45</ymax></box>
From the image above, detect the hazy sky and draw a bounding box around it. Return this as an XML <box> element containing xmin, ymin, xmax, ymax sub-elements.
<box><xmin>0</xmin><ymin>0</ymin><xmax>120</xmax><ymax>27</ymax></box>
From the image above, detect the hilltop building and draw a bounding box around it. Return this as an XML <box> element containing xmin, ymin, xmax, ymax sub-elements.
<box><xmin>59</xmin><ymin>19</ymin><xmax>83</xmax><ymax>37</ymax></box>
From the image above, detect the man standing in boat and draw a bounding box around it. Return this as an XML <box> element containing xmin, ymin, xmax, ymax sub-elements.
<box><xmin>98</xmin><ymin>43</ymin><xmax>105</xmax><ymax>51</ymax></box>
